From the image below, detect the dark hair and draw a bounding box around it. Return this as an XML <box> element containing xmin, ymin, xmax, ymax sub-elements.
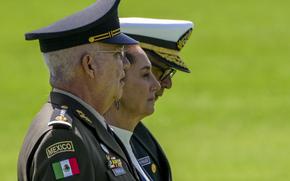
<box><xmin>144</xmin><ymin>49</ymin><xmax>159</xmax><ymax>60</ymax></box>
<box><xmin>125</xmin><ymin>52</ymin><xmax>135</xmax><ymax>64</ymax></box>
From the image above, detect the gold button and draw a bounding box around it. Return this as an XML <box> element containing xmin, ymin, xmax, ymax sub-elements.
<box><xmin>151</xmin><ymin>163</ymin><xmax>157</xmax><ymax>173</ymax></box>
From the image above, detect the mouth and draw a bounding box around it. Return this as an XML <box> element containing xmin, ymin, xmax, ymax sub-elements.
<box><xmin>148</xmin><ymin>94</ymin><xmax>156</xmax><ymax>102</ymax></box>
<box><xmin>155</xmin><ymin>91</ymin><xmax>163</xmax><ymax>100</ymax></box>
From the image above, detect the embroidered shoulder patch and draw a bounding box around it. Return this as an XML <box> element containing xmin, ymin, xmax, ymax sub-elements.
<box><xmin>46</xmin><ymin>141</ymin><xmax>75</xmax><ymax>158</ymax></box>
<box><xmin>52</xmin><ymin>157</ymin><xmax>80</xmax><ymax>180</ymax></box>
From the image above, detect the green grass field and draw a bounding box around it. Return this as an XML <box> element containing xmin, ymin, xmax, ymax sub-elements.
<box><xmin>1</xmin><ymin>0</ymin><xmax>290</xmax><ymax>180</ymax></box>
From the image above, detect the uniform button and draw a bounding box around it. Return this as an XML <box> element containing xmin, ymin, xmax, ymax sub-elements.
<box><xmin>151</xmin><ymin>163</ymin><xmax>157</xmax><ymax>173</ymax></box>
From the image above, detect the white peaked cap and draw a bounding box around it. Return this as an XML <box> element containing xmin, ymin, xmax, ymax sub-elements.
<box><xmin>120</xmin><ymin>17</ymin><xmax>194</xmax><ymax>72</ymax></box>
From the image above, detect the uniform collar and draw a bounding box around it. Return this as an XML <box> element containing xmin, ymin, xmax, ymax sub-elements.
<box><xmin>49</xmin><ymin>90</ymin><xmax>129</xmax><ymax>163</ymax></box>
<box><xmin>53</xmin><ymin>88</ymin><xmax>106</xmax><ymax>128</ymax></box>
<box><xmin>109</xmin><ymin>125</ymin><xmax>133</xmax><ymax>148</ymax></box>
<box><xmin>133</xmin><ymin>122</ymin><xmax>168</xmax><ymax>170</ymax></box>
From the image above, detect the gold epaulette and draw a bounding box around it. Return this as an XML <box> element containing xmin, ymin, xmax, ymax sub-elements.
<box><xmin>48</xmin><ymin>106</ymin><xmax>72</xmax><ymax>129</ymax></box>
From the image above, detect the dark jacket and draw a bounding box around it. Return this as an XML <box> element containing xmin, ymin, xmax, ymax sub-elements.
<box><xmin>18</xmin><ymin>92</ymin><xmax>138</xmax><ymax>181</ymax></box>
<box><xmin>131</xmin><ymin>122</ymin><xmax>172</xmax><ymax>181</ymax></box>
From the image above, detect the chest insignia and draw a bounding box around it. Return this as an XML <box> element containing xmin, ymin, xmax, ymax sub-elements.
<box><xmin>138</xmin><ymin>156</ymin><xmax>152</xmax><ymax>166</ymax></box>
<box><xmin>106</xmin><ymin>154</ymin><xmax>126</xmax><ymax>176</ymax></box>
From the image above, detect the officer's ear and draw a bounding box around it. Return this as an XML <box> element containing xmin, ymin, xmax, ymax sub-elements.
<box><xmin>81</xmin><ymin>54</ymin><xmax>96</xmax><ymax>79</ymax></box>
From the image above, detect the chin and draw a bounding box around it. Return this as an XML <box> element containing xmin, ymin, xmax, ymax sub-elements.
<box><xmin>145</xmin><ymin>107</ymin><xmax>155</xmax><ymax>116</ymax></box>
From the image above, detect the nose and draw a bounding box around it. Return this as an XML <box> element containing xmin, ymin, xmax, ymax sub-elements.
<box><xmin>122</xmin><ymin>56</ymin><xmax>130</xmax><ymax>71</ymax></box>
<box><xmin>160</xmin><ymin>76</ymin><xmax>172</xmax><ymax>89</ymax></box>
<box><xmin>151</xmin><ymin>74</ymin><xmax>161</xmax><ymax>92</ymax></box>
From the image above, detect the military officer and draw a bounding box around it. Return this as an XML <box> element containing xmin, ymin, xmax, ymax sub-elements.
<box><xmin>104</xmin><ymin>45</ymin><xmax>161</xmax><ymax>181</ymax></box>
<box><xmin>17</xmin><ymin>1</ymin><xmax>140</xmax><ymax>181</ymax></box>
<box><xmin>120</xmin><ymin>18</ymin><xmax>194</xmax><ymax>180</ymax></box>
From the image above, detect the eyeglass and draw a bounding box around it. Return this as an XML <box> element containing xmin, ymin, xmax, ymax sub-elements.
<box><xmin>95</xmin><ymin>46</ymin><xmax>125</xmax><ymax>58</ymax></box>
<box><xmin>151</xmin><ymin>62</ymin><xmax>176</xmax><ymax>81</ymax></box>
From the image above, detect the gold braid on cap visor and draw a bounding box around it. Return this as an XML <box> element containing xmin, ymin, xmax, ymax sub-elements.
<box><xmin>88</xmin><ymin>28</ymin><xmax>121</xmax><ymax>43</ymax></box>
<box><xmin>140</xmin><ymin>42</ymin><xmax>188</xmax><ymax>69</ymax></box>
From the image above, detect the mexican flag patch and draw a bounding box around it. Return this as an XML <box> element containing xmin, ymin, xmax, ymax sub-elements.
<box><xmin>52</xmin><ymin>157</ymin><xmax>80</xmax><ymax>180</ymax></box>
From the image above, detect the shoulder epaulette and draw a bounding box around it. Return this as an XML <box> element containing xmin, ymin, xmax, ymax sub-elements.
<box><xmin>48</xmin><ymin>106</ymin><xmax>72</xmax><ymax>129</ymax></box>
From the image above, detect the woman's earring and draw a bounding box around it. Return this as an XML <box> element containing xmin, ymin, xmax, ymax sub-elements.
<box><xmin>114</xmin><ymin>100</ymin><xmax>120</xmax><ymax>110</ymax></box>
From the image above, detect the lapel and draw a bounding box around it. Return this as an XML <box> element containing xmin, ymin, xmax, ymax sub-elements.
<box><xmin>49</xmin><ymin>92</ymin><xmax>129</xmax><ymax>163</ymax></box>
<box><xmin>132</xmin><ymin>122</ymin><xmax>172</xmax><ymax>179</ymax></box>
<box><xmin>133</xmin><ymin>122</ymin><xmax>161</xmax><ymax>164</ymax></box>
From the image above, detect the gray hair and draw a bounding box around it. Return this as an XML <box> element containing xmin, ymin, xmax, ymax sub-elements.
<box><xmin>43</xmin><ymin>46</ymin><xmax>83</xmax><ymax>86</ymax></box>
<box><xmin>43</xmin><ymin>43</ymin><xmax>114</xmax><ymax>87</ymax></box>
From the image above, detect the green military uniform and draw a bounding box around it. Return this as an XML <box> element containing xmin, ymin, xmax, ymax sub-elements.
<box><xmin>131</xmin><ymin>123</ymin><xmax>172</xmax><ymax>181</ymax></box>
<box><xmin>18</xmin><ymin>0</ymin><xmax>138</xmax><ymax>179</ymax></box>
<box><xmin>18</xmin><ymin>92</ymin><xmax>138</xmax><ymax>181</ymax></box>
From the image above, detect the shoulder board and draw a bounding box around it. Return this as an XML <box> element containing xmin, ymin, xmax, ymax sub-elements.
<box><xmin>48</xmin><ymin>106</ymin><xmax>72</xmax><ymax>129</ymax></box>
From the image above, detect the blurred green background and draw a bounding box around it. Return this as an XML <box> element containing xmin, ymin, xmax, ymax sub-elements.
<box><xmin>1</xmin><ymin>0</ymin><xmax>290</xmax><ymax>180</ymax></box>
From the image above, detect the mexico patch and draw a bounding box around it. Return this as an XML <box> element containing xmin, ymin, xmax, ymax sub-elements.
<box><xmin>52</xmin><ymin>157</ymin><xmax>80</xmax><ymax>180</ymax></box>
<box><xmin>46</xmin><ymin>141</ymin><xmax>75</xmax><ymax>158</ymax></box>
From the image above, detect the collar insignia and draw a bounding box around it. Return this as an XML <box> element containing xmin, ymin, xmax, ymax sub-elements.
<box><xmin>75</xmin><ymin>109</ymin><xmax>92</xmax><ymax>124</ymax></box>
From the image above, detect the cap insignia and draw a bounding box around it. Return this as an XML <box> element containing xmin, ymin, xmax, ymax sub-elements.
<box><xmin>177</xmin><ymin>28</ymin><xmax>192</xmax><ymax>50</ymax></box>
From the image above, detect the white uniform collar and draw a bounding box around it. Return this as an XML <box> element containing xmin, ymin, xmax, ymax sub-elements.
<box><xmin>109</xmin><ymin>126</ymin><xmax>133</xmax><ymax>146</ymax></box>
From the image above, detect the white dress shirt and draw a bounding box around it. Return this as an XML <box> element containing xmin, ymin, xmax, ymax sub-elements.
<box><xmin>110</xmin><ymin>125</ymin><xmax>150</xmax><ymax>181</ymax></box>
